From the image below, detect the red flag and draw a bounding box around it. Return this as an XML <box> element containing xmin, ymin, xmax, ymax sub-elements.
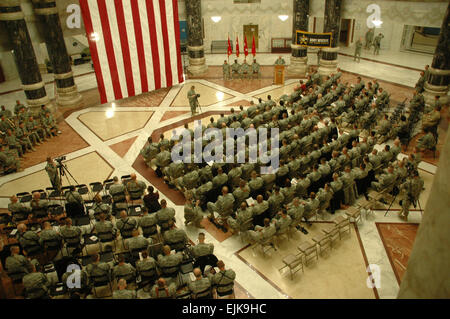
<box><xmin>227</xmin><ymin>36</ymin><xmax>232</xmax><ymax>57</ymax></box>
<box><xmin>79</xmin><ymin>0</ymin><xmax>183</xmax><ymax>104</ymax></box>
<box><xmin>236</xmin><ymin>36</ymin><xmax>240</xmax><ymax>57</ymax></box>
<box><xmin>252</xmin><ymin>35</ymin><xmax>256</xmax><ymax>57</ymax></box>
<box><xmin>244</xmin><ymin>36</ymin><xmax>248</xmax><ymax>57</ymax></box>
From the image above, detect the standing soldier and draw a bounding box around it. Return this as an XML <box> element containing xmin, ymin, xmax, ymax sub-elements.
<box><xmin>373</xmin><ymin>33</ymin><xmax>384</xmax><ymax>55</ymax></box>
<box><xmin>399</xmin><ymin>171</ymin><xmax>424</xmax><ymax>221</ymax></box>
<box><xmin>45</xmin><ymin>157</ymin><xmax>61</xmax><ymax>191</ymax></box>
<box><xmin>187</xmin><ymin>85</ymin><xmax>199</xmax><ymax>115</ymax></box>
<box><xmin>354</xmin><ymin>37</ymin><xmax>363</xmax><ymax>62</ymax></box>
<box><xmin>364</xmin><ymin>28</ymin><xmax>374</xmax><ymax>49</ymax></box>
<box><xmin>222</xmin><ymin>60</ymin><xmax>231</xmax><ymax>80</ymax></box>
<box><xmin>275</xmin><ymin>55</ymin><xmax>286</xmax><ymax>65</ymax></box>
<box><xmin>415</xmin><ymin>71</ymin><xmax>426</xmax><ymax>93</ymax></box>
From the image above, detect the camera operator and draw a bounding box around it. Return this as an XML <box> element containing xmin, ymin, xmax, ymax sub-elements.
<box><xmin>399</xmin><ymin>170</ymin><xmax>424</xmax><ymax>221</ymax></box>
<box><xmin>187</xmin><ymin>85</ymin><xmax>200</xmax><ymax>115</ymax></box>
<box><xmin>45</xmin><ymin>157</ymin><xmax>61</xmax><ymax>191</ymax></box>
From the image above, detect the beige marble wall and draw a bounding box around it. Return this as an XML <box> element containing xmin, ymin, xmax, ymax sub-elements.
<box><xmin>397</xmin><ymin>133</ymin><xmax>450</xmax><ymax>298</ymax></box>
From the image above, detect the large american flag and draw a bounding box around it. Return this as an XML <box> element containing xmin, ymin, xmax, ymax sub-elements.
<box><xmin>79</xmin><ymin>0</ymin><xmax>184</xmax><ymax>104</ymax></box>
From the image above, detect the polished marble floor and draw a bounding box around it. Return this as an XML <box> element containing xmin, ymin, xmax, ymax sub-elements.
<box><xmin>0</xmin><ymin>52</ymin><xmax>446</xmax><ymax>299</ymax></box>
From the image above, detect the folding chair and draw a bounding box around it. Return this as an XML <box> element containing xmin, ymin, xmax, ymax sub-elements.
<box><xmin>90</xmin><ymin>274</ymin><xmax>113</xmax><ymax>298</ymax></box>
<box><xmin>333</xmin><ymin>216</ymin><xmax>351</xmax><ymax>239</ymax></box>
<box><xmin>297</xmin><ymin>241</ymin><xmax>318</xmax><ymax>266</ymax></box>
<box><xmin>322</xmin><ymin>225</ymin><xmax>341</xmax><ymax>248</ymax></box>
<box><xmin>128</xmin><ymin>205</ymin><xmax>143</xmax><ymax>217</ymax></box>
<box><xmin>76</xmin><ymin>184</ymin><xmax>89</xmax><ymax>195</ymax></box>
<box><xmin>312</xmin><ymin>234</ymin><xmax>331</xmax><ymax>256</ymax></box>
<box><xmin>16</xmin><ymin>192</ymin><xmax>32</xmax><ymax>203</ymax></box>
<box><xmin>279</xmin><ymin>253</ymin><xmax>304</xmax><ymax>280</ymax></box>
<box><xmin>89</xmin><ymin>182</ymin><xmax>103</xmax><ymax>194</ymax></box>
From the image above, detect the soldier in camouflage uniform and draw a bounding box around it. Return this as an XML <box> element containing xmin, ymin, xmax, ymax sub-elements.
<box><xmin>22</xmin><ymin>264</ymin><xmax>51</xmax><ymax>299</ymax></box>
<box><xmin>227</xmin><ymin>201</ymin><xmax>253</xmax><ymax>234</ymax></box>
<box><xmin>222</xmin><ymin>60</ymin><xmax>231</xmax><ymax>80</ymax></box>
<box><xmin>157</xmin><ymin>245</ymin><xmax>183</xmax><ymax>277</ymax></box>
<box><xmin>155</xmin><ymin>200</ymin><xmax>176</xmax><ymax>231</ymax></box>
<box><xmin>209</xmin><ymin>260</ymin><xmax>236</xmax><ymax>298</ymax></box>
<box><xmin>45</xmin><ymin>157</ymin><xmax>61</xmax><ymax>191</ymax></box>
<box><xmin>113</xmin><ymin>279</ymin><xmax>137</xmax><ymax>299</ymax></box>
<box><xmin>207</xmin><ymin>186</ymin><xmax>235</xmax><ymax>222</ymax></box>
<box><xmin>189</xmin><ymin>268</ymin><xmax>212</xmax><ymax>298</ymax></box>
<box><xmin>184</xmin><ymin>192</ymin><xmax>204</xmax><ymax>228</ymax></box>
<box><xmin>126</xmin><ymin>173</ymin><xmax>146</xmax><ymax>200</ymax></box>
<box><xmin>399</xmin><ymin>171</ymin><xmax>424</xmax><ymax>221</ymax></box>
<box><xmin>113</xmin><ymin>254</ymin><xmax>136</xmax><ymax>283</ymax></box>
<box><xmin>0</xmin><ymin>145</ymin><xmax>22</xmax><ymax>173</ymax></box>
<box><xmin>164</xmin><ymin>220</ymin><xmax>188</xmax><ymax>251</ymax></box>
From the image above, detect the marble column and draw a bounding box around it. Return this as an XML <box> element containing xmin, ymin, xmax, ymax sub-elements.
<box><xmin>0</xmin><ymin>0</ymin><xmax>51</xmax><ymax>115</ymax></box>
<box><xmin>185</xmin><ymin>0</ymin><xmax>207</xmax><ymax>75</ymax></box>
<box><xmin>397</xmin><ymin>133</ymin><xmax>450</xmax><ymax>298</ymax></box>
<box><xmin>288</xmin><ymin>0</ymin><xmax>309</xmax><ymax>77</ymax></box>
<box><xmin>423</xmin><ymin>3</ymin><xmax>450</xmax><ymax>106</ymax></box>
<box><xmin>319</xmin><ymin>0</ymin><xmax>342</xmax><ymax>77</ymax></box>
<box><xmin>32</xmin><ymin>0</ymin><xmax>82</xmax><ymax>108</ymax></box>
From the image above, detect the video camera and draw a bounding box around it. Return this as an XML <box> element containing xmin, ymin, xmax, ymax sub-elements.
<box><xmin>55</xmin><ymin>156</ymin><xmax>67</xmax><ymax>169</ymax></box>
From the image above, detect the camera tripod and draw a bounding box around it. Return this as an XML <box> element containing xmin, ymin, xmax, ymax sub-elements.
<box><xmin>56</xmin><ymin>160</ymin><xmax>80</xmax><ymax>201</ymax></box>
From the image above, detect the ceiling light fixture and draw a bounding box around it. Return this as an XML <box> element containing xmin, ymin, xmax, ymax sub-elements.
<box><xmin>278</xmin><ymin>15</ymin><xmax>289</xmax><ymax>22</ymax></box>
<box><xmin>211</xmin><ymin>16</ymin><xmax>222</xmax><ymax>23</ymax></box>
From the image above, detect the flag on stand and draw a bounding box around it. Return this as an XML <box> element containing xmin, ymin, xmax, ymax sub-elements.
<box><xmin>236</xmin><ymin>36</ymin><xmax>240</xmax><ymax>58</ymax></box>
<box><xmin>244</xmin><ymin>36</ymin><xmax>248</xmax><ymax>58</ymax></box>
<box><xmin>227</xmin><ymin>35</ymin><xmax>232</xmax><ymax>58</ymax></box>
<box><xmin>252</xmin><ymin>35</ymin><xmax>256</xmax><ymax>57</ymax></box>
<box><xmin>79</xmin><ymin>0</ymin><xmax>183</xmax><ymax>104</ymax></box>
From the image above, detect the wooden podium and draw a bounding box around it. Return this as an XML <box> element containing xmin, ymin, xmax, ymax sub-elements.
<box><xmin>273</xmin><ymin>65</ymin><xmax>285</xmax><ymax>85</ymax></box>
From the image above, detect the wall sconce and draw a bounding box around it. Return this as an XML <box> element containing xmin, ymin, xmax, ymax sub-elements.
<box><xmin>372</xmin><ymin>20</ymin><xmax>383</xmax><ymax>28</ymax></box>
<box><xmin>211</xmin><ymin>16</ymin><xmax>222</xmax><ymax>23</ymax></box>
<box><xmin>278</xmin><ymin>15</ymin><xmax>289</xmax><ymax>22</ymax></box>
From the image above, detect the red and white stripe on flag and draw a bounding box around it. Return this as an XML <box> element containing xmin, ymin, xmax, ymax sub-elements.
<box><xmin>79</xmin><ymin>0</ymin><xmax>184</xmax><ymax>104</ymax></box>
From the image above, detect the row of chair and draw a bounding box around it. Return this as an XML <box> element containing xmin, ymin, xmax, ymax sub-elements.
<box><xmin>278</xmin><ymin>216</ymin><xmax>352</xmax><ymax>280</ymax></box>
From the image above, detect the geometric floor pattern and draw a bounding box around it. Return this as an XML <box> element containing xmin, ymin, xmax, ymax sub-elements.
<box><xmin>237</xmin><ymin>222</ymin><xmax>377</xmax><ymax>299</ymax></box>
<box><xmin>376</xmin><ymin>223</ymin><xmax>419</xmax><ymax>285</ymax></box>
<box><xmin>0</xmin><ymin>66</ymin><xmax>439</xmax><ymax>298</ymax></box>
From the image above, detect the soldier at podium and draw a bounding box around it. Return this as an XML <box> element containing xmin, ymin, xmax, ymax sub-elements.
<box><xmin>274</xmin><ymin>56</ymin><xmax>286</xmax><ymax>65</ymax></box>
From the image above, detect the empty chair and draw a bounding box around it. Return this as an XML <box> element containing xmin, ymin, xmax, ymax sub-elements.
<box><xmin>312</xmin><ymin>234</ymin><xmax>331</xmax><ymax>256</ymax></box>
<box><xmin>345</xmin><ymin>206</ymin><xmax>362</xmax><ymax>224</ymax></box>
<box><xmin>322</xmin><ymin>225</ymin><xmax>340</xmax><ymax>248</ymax></box>
<box><xmin>89</xmin><ymin>182</ymin><xmax>104</xmax><ymax>193</ymax></box>
<box><xmin>279</xmin><ymin>253</ymin><xmax>304</xmax><ymax>280</ymax></box>
<box><xmin>16</xmin><ymin>192</ymin><xmax>32</xmax><ymax>203</ymax></box>
<box><xmin>297</xmin><ymin>241</ymin><xmax>318</xmax><ymax>266</ymax></box>
<box><xmin>333</xmin><ymin>216</ymin><xmax>351</xmax><ymax>239</ymax></box>
<box><xmin>103</xmin><ymin>179</ymin><xmax>114</xmax><ymax>191</ymax></box>
<box><xmin>76</xmin><ymin>184</ymin><xmax>89</xmax><ymax>195</ymax></box>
